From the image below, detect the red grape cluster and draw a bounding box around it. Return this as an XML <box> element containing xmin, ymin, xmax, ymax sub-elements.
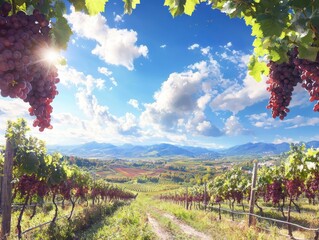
<box><xmin>0</xmin><ymin>2</ymin><xmax>59</xmax><ymax>131</ymax></box>
<box><xmin>285</xmin><ymin>178</ymin><xmax>304</xmax><ymax>200</ymax></box>
<box><xmin>294</xmin><ymin>55</ymin><xmax>319</xmax><ymax>111</ymax></box>
<box><xmin>267</xmin><ymin>48</ymin><xmax>319</xmax><ymax>119</ymax></box>
<box><xmin>265</xmin><ymin>180</ymin><xmax>284</xmax><ymax>204</ymax></box>
<box><xmin>15</xmin><ymin>174</ymin><xmax>47</xmax><ymax>197</ymax></box>
<box><xmin>266</xmin><ymin>49</ymin><xmax>302</xmax><ymax>120</ymax></box>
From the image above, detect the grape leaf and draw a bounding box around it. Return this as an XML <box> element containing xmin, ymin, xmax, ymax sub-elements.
<box><xmin>298</xmin><ymin>45</ymin><xmax>319</xmax><ymax>61</ymax></box>
<box><xmin>184</xmin><ymin>0</ymin><xmax>200</xmax><ymax>16</ymax></box>
<box><xmin>85</xmin><ymin>0</ymin><xmax>108</xmax><ymax>15</ymax></box>
<box><xmin>123</xmin><ymin>0</ymin><xmax>140</xmax><ymax>14</ymax></box>
<box><xmin>68</xmin><ymin>0</ymin><xmax>88</xmax><ymax>12</ymax></box>
<box><xmin>53</xmin><ymin>0</ymin><xmax>66</xmax><ymax>17</ymax></box>
<box><xmin>248</xmin><ymin>56</ymin><xmax>269</xmax><ymax>82</ymax></box>
<box><xmin>257</xmin><ymin>15</ymin><xmax>285</xmax><ymax>38</ymax></box>
<box><xmin>15</xmin><ymin>0</ymin><xmax>26</xmax><ymax>6</ymax></box>
<box><xmin>51</xmin><ymin>16</ymin><xmax>73</xmax><ymax>50</ymax></box>
<box><xmin>164</xmin><ymin>0</ymin><xmax>187</xmax><ymax>17</ymax></box>
<box><xmin>290</xmin><ymin>0</ymin><xmax>312</xmax><ymax>9</ymax></box>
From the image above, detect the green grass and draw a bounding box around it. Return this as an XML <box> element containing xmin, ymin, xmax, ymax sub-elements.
<box><xmin>79</xmin><ymin>197</ymin><xmax>155</xmax><ymax>240</ymax></box>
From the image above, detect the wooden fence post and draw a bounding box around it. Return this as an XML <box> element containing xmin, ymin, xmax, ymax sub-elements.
<box><xmin>186</xmin><ymin>186</ymin><xmax>188</xmax><ymax>210</ymax></box>
<box><xmin>204</xmin><ymin>182</ymin><xmax>207</xmax><ymax>211</ymax></box>
<box><xmin>1</xmin><ymin>138</ymin><xmax>14</xmax><ymax>239</ymax></box>
<box><xmin>248</xmin><ymin>160</ymin><xmax>258</xmax><ymax>227</ymax></box>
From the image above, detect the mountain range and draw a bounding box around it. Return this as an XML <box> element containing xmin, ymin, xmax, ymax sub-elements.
<box><xmin>47</xmin><ymin>141</ymin><xmax>319</xmax><ymax>159</ymax></box>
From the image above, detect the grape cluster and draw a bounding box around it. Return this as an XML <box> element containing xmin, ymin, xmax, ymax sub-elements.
<box><xmin>15</xmin><ymin>174</ymin><xmax>47</xmax><ymax>197</ymax></box>
<box><xmin>0</xmin><ymin>2</ymin><xmax>59</xmax><ymax>131</ymax></box>
<box><xmin>265</xmin><ymin>180</ymin><xmax>284</xmax><ymax>204</ymax></box>
<box><xmin>285</xmin><ymin>178</ymin><xmax>304</xmax><ymax>200</ymax></box>
<box><xmin>266</xmin><ymin>48</ymin><xmax>319</xmax><ymax>119</ymax></box>
<box><xmin>294</xmin><ymin>55</ymin><xmax>319</xmax><ymax>111</ymax></box>
<box><xmin>266</xmin><ymin>49</ymin><xmax>302</xmax><ymax>120</ymax></box>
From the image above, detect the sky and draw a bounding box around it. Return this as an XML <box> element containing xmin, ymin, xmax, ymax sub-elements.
<box><xmin>1</xmin><ymin>1</ymin><xmax>319</xmax><ymax>149</ymax></box>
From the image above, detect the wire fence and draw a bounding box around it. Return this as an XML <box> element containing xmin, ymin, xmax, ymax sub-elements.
<box><xmin>207</xmin><ymin>205</ymin><xmax>319</xmax><ymax>240</ymax></box>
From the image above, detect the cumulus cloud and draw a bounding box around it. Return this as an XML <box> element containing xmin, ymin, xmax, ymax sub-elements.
<box><xmin>201</xmin><ymin>46</ymin><xmax>211</xmax><ymax>55</ymax></box>
<box><xmin>114</xmin><ymin>14</ymin><xmax>124</xmax><ymax>22</ymax></box>
<box><xmin>210</xmin><ymin>73</ymin><xmax>268</xmax><ymax>114</ymax></box>
<box><xmin>58</xmin><ymin>65</ymin><xmax>105</xmax><ymax>92</ymax></box>
<box><xmin>98</xmin><ymin>67</ymin><xmax>118</xmax><ymax>86</ymax></box>
<box><xmin>98</xmin><ymin>67</ymin><xmax>112</xmax><ymax>77</ymax></box>
<box><xmin>224</xmin><ymin>115</ymin><xmax>250</xmax><ymax>136</ymax></box>
<box><xmin>248</xmin><ymin>113</ymin><xmax>319</xmax><ymax>130</ymax></box>
<box><xmin>140</xmin><ymin>58</ymin><xmax>225</xmax><ymax>137</ymax></box>
<box><xmin>188</xmin><ymin>43</ymin><xmax>200</xmax><ymax>50</ymax></box>
<box><xmin>160</xmin><ymin>44</ymin><xmax>167</xmax><ymax>48</ymax></box>
<box><xmin>128</xmin><ymin>99</ymin><xmax>140</xmax><ymax>110</ymax></box>
<box><xmin>247</xmin><ymin>113</ymin><xmax>281</xmax><ymax>129</ymax></box>
<box><xmin>285</xmin><ymin>115</ymin><xmax>319</xmax><ymax>129</ymax></box>
<box><xmin>65</xmin><ymin>7</ymin><xmax>148</xmax><ymax>70</ymax></box>
<box><xmin>216</xmin><ymin>42</ymin><xmax>250</xmax><ymax>70</ymax></box>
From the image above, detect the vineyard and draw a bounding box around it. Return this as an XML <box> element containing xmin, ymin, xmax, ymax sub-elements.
<box><xmin>0</xmin><ymin>119</ymin><xmax>136</xmax><ymax>239</ymax></box>
<box><xmin>1</xmin><ymin>0</ymin><xmax>319</xmax><ymax>239</ymax></box>
<box><xmin>120</xmin><ymin>182</ymin><xmax>181</xmax><ymax>193</ymax></box>
<box><xmin>158</xmin><ymin>144</ymin><xmax>319</xmax><ymax>239</ymax></box>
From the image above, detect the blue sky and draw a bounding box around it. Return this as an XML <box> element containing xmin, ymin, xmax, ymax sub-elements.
<box><xmin>1</xmin><ymin>1</ymin><xmax>319</xmax><ymax>148</ymax></box>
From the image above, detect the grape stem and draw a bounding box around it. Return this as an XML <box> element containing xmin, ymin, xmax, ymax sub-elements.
<box><xmin>12</xmin><ymin>0</ymin><xmax>16</xmax><ymax>14</ymax></box>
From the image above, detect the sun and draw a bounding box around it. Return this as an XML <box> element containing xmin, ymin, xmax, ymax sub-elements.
<box><xmin>41</xmin><ymin>48</ymin><xmax>60</xmax><ymax>64</ymax></box>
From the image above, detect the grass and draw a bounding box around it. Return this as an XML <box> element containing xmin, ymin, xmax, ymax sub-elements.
<box><xmin>79</xmin><ymin>197</ymin><xmax>155</xmax><ymax>240</ymax></box>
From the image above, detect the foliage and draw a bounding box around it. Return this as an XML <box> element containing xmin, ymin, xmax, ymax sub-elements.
<box><xmin>3</xmin><ymin>0</ymin><xmax>316</xmax><ymax>81</ymax></box>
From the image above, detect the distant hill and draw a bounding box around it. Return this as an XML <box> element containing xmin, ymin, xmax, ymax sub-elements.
<box><xmin>48</xmin><ymin>142</ymin><xmax>220</xmax><ymax>159</ymax></box>
<box><xmin>220</xmin><ymin>142</ymin><xmax>290</xmax><ymax>156</ymax></box>
<box><xmin>47</xmin><ymin>141</ymin><xmax>319</xmax><ymax>159</ymax></box>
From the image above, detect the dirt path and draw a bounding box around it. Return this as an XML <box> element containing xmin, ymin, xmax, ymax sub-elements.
<box><xmin>162</xmin><ymin>213</ymin><xmax>212</xmax><ymax>240</ymax></box>
<box><xmin>147</xmin><ymin>213</ymin><xmax>172</xmax><ymax>240</ymax></box>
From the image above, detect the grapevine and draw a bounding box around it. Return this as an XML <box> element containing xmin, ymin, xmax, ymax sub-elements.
<box><xmin>0</xmin><ymin>2</ymin><xmax>59</xmax><ymax>131</ymax></box>
<box><xmin>266</xmin><ymin>48</ymin><xmax>319</xmax><ymax>120</ymax></box>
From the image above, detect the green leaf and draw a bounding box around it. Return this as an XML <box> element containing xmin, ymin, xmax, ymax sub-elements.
<box><xmin>258</xmin><ymin>16</ymin><xmax>285</xmax><ymax>38</ymax></box>
<box><xmin>184</xmin><ymin>0</ymin><xmax>200</xmax><ymax>16</ymax></box>
<box><xmin>164</xmin><ymin>0</ymin><xmax>186</xmax><ymax>17</ymax></box>
<box><xmin>53</xmin><ymin>0</ymin><xmax>66</xmax><ymax>17</ymax></box>
<box><xmin>85</xmin><ymin>0</ymin><xmax>108</xmax><ymax>15</ymax></box>
<box><xmin>123</xmin><ymin>0</ymin><xmax>140</xmax><ymax>14</ymax></box>
<box><xmin>51</xmin><ymin>16</ymin><xmax>73</xmax><ymax>50</ymax></box>
<box><xmin>68</xmin><ymin>0</ymin><xmax>88</xmax><ymax>12</ymax></box>
<box><xmin>253</xmin><ymin>38</ymin><xmax>268</xmax><ymax>56</ymax></box>
<box><xmin>290</xmin><ymin>0</ymin><xmax>312</xmax><ymax>9</ymax></box>
<box><xmin>248</xmin><ymin>55</ymin><xmax>269</xmax><ymax>82</ymax></box>
<box><xmin>298</xmin><ymin>45</ymin><xmax>319</xmax><ymax>61</ymax></box>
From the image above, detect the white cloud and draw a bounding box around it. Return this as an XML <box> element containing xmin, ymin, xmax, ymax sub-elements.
<box><xmin>114</xmin><ymin>14</ymin><xmax>124</xmax><ymax>22</ymax></box>
<box><xmin>201</xmin><ymin>46</ymin><xmax>211</xmax><ymax>55</ymax></box>
<box><xmin>65</xmin><ymin>7</ymin><xmax>148</xmax><ymax>70</ymax></box>
<box><xmin>224</xmin><ymin>115</ymin><xmax>250</xmax><ymax>136</ymax></box>
<box><xmin>226</xmin><ymin>42</ymin><xmax>232</xmax><ymax>48</ymax></box>
<box><xmin>210</xmin><ymin>73</ymin><xmax>268</xmax><ymax>114</ymax></box>
<box><xmin>248</xmin><ymin>113</ymin><xmax>319</xmax><ymax>130</ymax></box>
<box><xmin>98</xmin><ymin>67</ymin><xmax>118</xmax><ymax>87</ymax></box>
<box><xmin>140</xmin><ymin>58</ymin><xmax>224</xmax><ymax>137</ymax></box>
<box><xmin>285</xmin><ymin>115</ymin><xmax>319</xmax><ymax>129</ymax></box>
<box><xmin>273</xmin><ymin>136</ymin><xmax>297</xmax><ymax>144</ymax></box>
<box><xmin>247</xmin><ymin>113</ymin><xmax>281</xmax><ymax>129</ymax></box>
<box><xmin>290</xmin><ymin>84</ymin><xmax>311</xmax><ymax>108</ymax></box>
<box><xmin>188</xmin><ymin>43</ymin><xmax>200</xmax><ymax>50</ymax></box>
<box><xmin>128</xmin><ymin>99</ymin><xmax>140</xmax><ymax>110</ymax></box>
<box><xmin>98</xmin><ymin>67</ymin><xmax>112</xmax><ymax>77</ymax></box>
<box><xmin>217</xmin><ymin>42</ymin><xmax>250</xmax><ymax>70</ymax></box>
<box><xmin>58</xmin><ymin>65</ymin><xmax>105</xmax><ymax>92</ymax></box>
<box><xmin>160</xmin><ymin>44</ymin><xmax>167</xmax><ymax>48</ymax></box>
